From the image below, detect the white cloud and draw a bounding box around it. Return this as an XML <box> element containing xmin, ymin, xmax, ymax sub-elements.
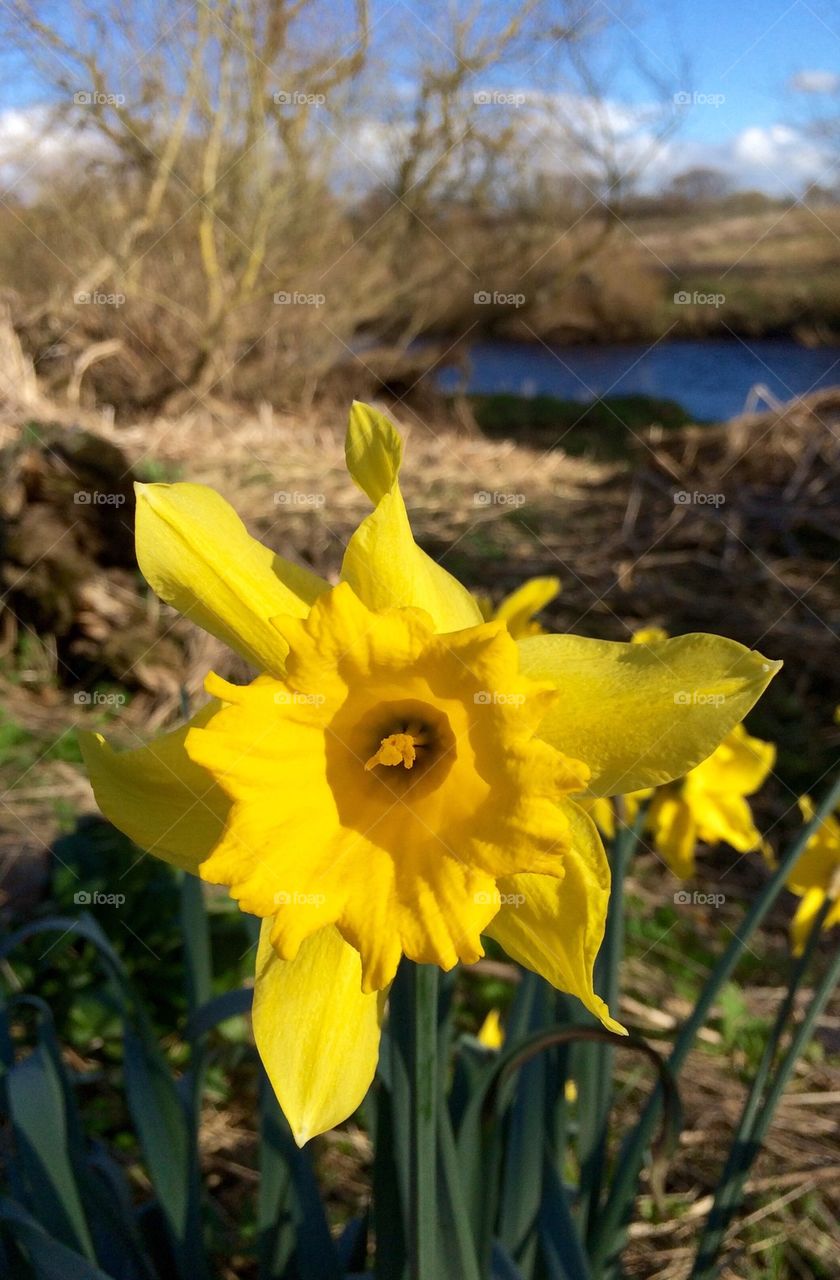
<box><xmin>790</xmin><ymin>69</ymin><xmax>840</xmax><ymax>95</ymax></box>
<box><xmin>519</xmin><ymin>96</ymin><xmax>835</xmax><ymax>196</ymax></box>
<box><xmin>0</xmin><ymin>104</ymin><xmax>108</xmax><ymax>195</ymax></box>
<box><xmin>1</xmin><ymin>95</ymin><xmax>835</xmax><ymax>204</ymax></box>
<box><xmin>730</xmin><ymin>123</ymin><xmax>833</xmax><ymax>191</ymax></box>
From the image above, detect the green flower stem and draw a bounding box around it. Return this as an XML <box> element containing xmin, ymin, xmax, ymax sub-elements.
<box><xmin>582</xmin><ymin>805</ymin><xmax>644</xmax><ymax>1245</ymax></box>
<box><xmin>592</xmin><ymin>769</ymin><xmax>840</xmax><ymax>1275</ymax></box>
<box><xmin>410</xmin><ymin>962</ymin><xmax>439</xmax><ymax>1280</ymax></box>
<box><xmin>691</xmin><ymin>891</ymin><xmax>839</xmax><ymax>1279</ymax></box>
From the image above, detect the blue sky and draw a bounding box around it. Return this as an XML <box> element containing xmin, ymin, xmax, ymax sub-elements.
<box><xmin>623</xmin><ymin>0</ymin><xmax>839</xmax><ymax>137</ymax></box>
<box><xmin>1</xmin><ymin>0</ymin><xmax>838</xmax><ymax>194</ymax></box>
<box><xmin>591</xmin><ymin>0</ymin><xmax>840</xmax><ymax>190</ymax></box>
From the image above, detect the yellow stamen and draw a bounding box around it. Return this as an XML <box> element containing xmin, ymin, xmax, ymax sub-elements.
<box><xmin>365</xmin><ymin>732</ymin><xmax>419</xmax><ymax>771</ymax></box>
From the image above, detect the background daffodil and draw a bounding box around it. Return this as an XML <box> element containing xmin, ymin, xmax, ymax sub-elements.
<box><xmin>787</xmin><ymin>797</ymin><xmax>840</xmax><ymax>954</ymax></box>
<box><xmin>579</xmin><ymin>724</ymin><xmax>775</xmax><ymax>880</ymax></box>
<box><xmin>477</xmin><ymin>575</ymin><xmax>561</xmax><ymax>638</ymax></box>
<box><xmin>477</xmin><ymin>1008</ymin><xmax>505</xmax><ymax>1049</ymax></box>
<box><xmin>80</xmin><ymin>402</ymin><xmax>780</xmax><ymax>1144</ymax></box>
<box><xmin>640</xmin><ymin>722</ymin><xmax>776</xmax><ymax>879</ymax></box>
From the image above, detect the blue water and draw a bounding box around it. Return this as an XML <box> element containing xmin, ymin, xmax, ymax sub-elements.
<box><xmin>434</xmin><ymin>338</ymin><xmax>840</xmax><ymax>422</ymax></box>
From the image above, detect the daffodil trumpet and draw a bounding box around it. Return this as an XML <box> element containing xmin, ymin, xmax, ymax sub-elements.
<box><xmin>81</xmin><ymin>400</ymin><xmax>780</xmax><ymax>1149</ymax></box>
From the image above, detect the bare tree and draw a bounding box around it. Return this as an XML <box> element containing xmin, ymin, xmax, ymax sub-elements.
<box><xmin>0</xmin><ymin>0</ymin><xmax>680</xmax><ymax>412</ymax></box>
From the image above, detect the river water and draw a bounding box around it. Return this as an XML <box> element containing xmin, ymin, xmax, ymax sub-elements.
<box><xmin>434</xmin><ymin>337</ymin><xmax>840</xmax><ymax>422</ymax></box>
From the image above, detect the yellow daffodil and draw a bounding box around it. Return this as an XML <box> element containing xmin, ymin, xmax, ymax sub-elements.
<box><xmin>643</xmin><ymin>723</ymin><xmax>775</xmax><ymax>878</ymax></box>
<box><xmin>578</xmin><ymin>793</ymin><xmax>649</xmax><ymax>841</ymax></box>
<box><xmin>477</xmin><ymin>576</ymin><xmax>561</xmax><ymax>638</ymax></box>
<box><xmin>80</xmin><ymin>402</ymin><xmax>780</xmax><ymax>1144</ymax></box>
<box><xmin>631</xmin><ymin>626</ymin><xmax>669</xmax><ymax>645</ymax></box>
<box><xmin>477</xmin><ymin>1008</ymin><xmax>505</xmax><ymax>1049</ymax></box>
<box><xmin>787</xmin><ymin>797</ymin><xmax>840</xmax><ymax>954</ymax></box>
<box><xmin>583</xmin><ymin>724</ymin><xmax>775</xmax><ymax>878</ymax></box>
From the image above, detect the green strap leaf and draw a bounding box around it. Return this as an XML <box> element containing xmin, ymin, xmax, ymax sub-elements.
<box><xmin>258</xmin><ymin>1074</ymin><xmax>340</xmax><ymax>1280</ymax></box>
<box><xmin>490</xmin><ymin>1240</ymin><xmax>527</xmax><ymax>1279</ymax></box>
<box><xmin>497</xmin><ymin>975</ymin><xmax>553</xmax><ymax>1274</ymax></box>
<box><xmin>6</xmin><ymin>1031</ymin><xmax>96</xmax><ymax>1262</ymax></box>
<box><xmin>538</xmin><ymin>1157</ymin><xmax>593</xmax><ymax>1280</ymax></box>
<box><xmin>0</xmin><ymin>1198</ymin><xmax>112</xmax><ymax>1280</ymax></box>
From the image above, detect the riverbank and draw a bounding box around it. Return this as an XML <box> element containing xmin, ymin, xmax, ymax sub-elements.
<box><xmin>432</xmin><ymin>337</ymin><xmax>840</xmax><ymax>424</ymax></box>
<box><xmin>417</xmin><ymin>203</ymin><xmax>840</xmax><ymax>352</ymax></box>
<box><xmin>4</xmin><ymin>199</ymin><xmax>840</xmax><ymax>419</ymax></box>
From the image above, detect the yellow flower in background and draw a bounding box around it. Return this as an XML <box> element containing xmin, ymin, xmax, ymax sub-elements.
<box><xmin>577</xmin><ymin>794</ymin><xmax>637</xmax><ymax>841</ymax></box>
<box><xmin>583</xmin><ymin>722</ymin><xmax>776</xmax><ymax>879</ymax></box>
<box><xmin>643</xmin><ymin>724</ymin><xmax>775</xmax><ymax>878</ymax></box>
<box><xmin>80</xmin><ymin>402</ymin><xmax>780</xmax><ymax>1144</ymax></box>
<box><xmin>631</xmin><ymin>626</ymin><xmax>669</xmax><ymax>645</ymax></box>
<box><xmin>787</xmin><ymin>797</ymin><xmax>840</xmax><ymax>954</ymax></box>
<box><xmin>477</xmin><ymin>1008</ymin><xmax>505</xmax><ymax>1049</ymax></box>
<box><xmin>477</xmin><ymin>576</ymin><xmax>561</xmax><ymax>638</ymax></box>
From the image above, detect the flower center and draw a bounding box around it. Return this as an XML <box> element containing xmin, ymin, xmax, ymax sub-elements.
<box><xmin>326</xmin><ymin>699</ymin><xmax>456</xmax><ymax>804</ymax></box>
<box><xmin>364</xmin><ymin>724</ymin><xmax>430</xmax><ymax>772</ymax></box>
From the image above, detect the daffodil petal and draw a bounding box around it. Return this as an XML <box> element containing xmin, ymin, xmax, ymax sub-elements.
<box><xmin>576</xmin><ymin>794</ymin><xmax>617</xmax><ymax>840</ymax></box>
<box><xmin>340</xmin><ymin>403</ymin><xmax>482</xmax><ymax>633</ymax></box>
<box><xmin>486</xmin><ymin>799</ymin><xmax>625</xmax><ymax>1033</ymax></box>
<box><xmin>518</xmin><ymin>632</ymin><xmax>781</xmax><ymax>796</ymax></box>
<box><xmin>788</xmin><ymin>800</ymin><xmax>840</xmax><ymax>895</ymax></box>
<box><xmin>694</xmin><ymin>792</ymin><xmax>762</xmax><ymax>853</ymax></box>
<box><xmin>344</xmin><ymin>399</ymin><xmax>403</xmax><ymax>502</ymax></box>
<box><xmin>632</xmin><ymin>626</ymin><xmax>669</xmax><ymax>645</ymax></box>
<box><xmin>494</xmin><ymin>576</ymin><xmax>560</xmax><ymax>638</ymax></box>
<box><xmin>136</xmin><ymin>482</ymin><xmax>327</xmax><ymax>674</ymax></box>
<box><xmin>477</xmin><ymin>1008</ymin><xmax>505</xmax><ymax>1049</ymax></box>
<box><xmin>647</xmin><ymin>792</ymin><xmax>697</xmax><ymax>878</ymax></box>
<box><xmin>692</xmin><ymin>723</ymin><xmax>776</xmax><ymax>796</ymax></box>
<box><xmin>253</xmin><ymin>921</ymin><xmax>386</xmax><ymax>1145</ymax></box>
<box><xmin>79</xmin><ymin>702</ymin><xmax>229</xmax><ymax>871</ymax></box>
<box><xmin>789</xmin><ymin>886</ymin><xmax>831</xmax><ymax>956</ymax></box>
